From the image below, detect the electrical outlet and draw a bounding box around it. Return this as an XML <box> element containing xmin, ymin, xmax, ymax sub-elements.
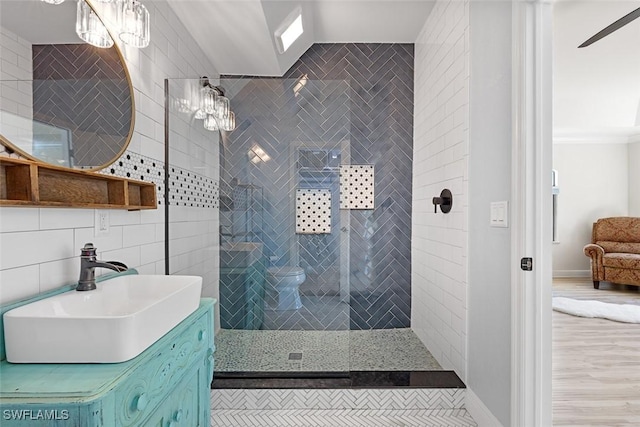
<box><xmin>95</xmin><ymin>210</ymin><xmax>110</xmax><ymax>236</ymax></box>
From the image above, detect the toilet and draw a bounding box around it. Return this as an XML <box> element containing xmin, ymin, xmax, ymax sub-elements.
<box><xmin>266</xmin><ymin>266</ymin><xmax>305</xmax><ymax>311</ymax></box>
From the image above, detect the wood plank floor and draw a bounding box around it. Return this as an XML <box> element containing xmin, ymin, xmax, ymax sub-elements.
<box><xmin>553</xmin><ymin>278</ymin><xmax>640</xmax><ymax>426</ymax></box>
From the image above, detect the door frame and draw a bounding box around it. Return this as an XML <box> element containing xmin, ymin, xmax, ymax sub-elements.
<box><xmin>511</xmin><ymin>1</ymin><xmax>553</xmax><ymax>426</ymax></box>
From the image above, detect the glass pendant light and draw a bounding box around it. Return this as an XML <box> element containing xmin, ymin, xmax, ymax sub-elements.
<box><xmin>200</xmin><ymin>87</ymin><xmax>217</xmax><ymax>115</ymax></box>
<box><xmin>42</xmin><ymin>0</ymin><xmax>65</xmax><ymax>4</ymax></box>
<box><xmin>76</xmin><ymin>0</ymin><xmax>114</xmax><ymax>48</ymax></box>
<box><xmin>204</xmin><ymin>115</ymin><xmax>219</xmax><ymax>131</ymax></box>
<box><xmin>228</xmin><ymin>112</ymin><xmax>236</xmax><ymax>131</ymax></box>
<box><xmin>221</xmin><ymin>112</ymin><xmax>236</xmax><ymax>132</ymax></box>
<box><xmin>214</xmin><ymin>96</ymin><xmax>230</xmax><ymax>120</ymax></box>
<box><xmin>95</xmin><ymin>0</ymin><xmax>118</xmax><ymax>25</ymax></box>
<box><xmin>194</xmin><ymin>109</ymin><xmax>207</xmax><ymax>120</ymax></box>
<box><xmin>119</xmin><ymin>0</ymin><xmax>150</xmax><ymax>48</ymax></box>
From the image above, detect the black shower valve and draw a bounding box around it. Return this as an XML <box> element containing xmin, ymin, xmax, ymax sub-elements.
<box><xmin>432</xmin><ymin>189</ymin><xmax>453</xmax><ymax>214</ymax></box>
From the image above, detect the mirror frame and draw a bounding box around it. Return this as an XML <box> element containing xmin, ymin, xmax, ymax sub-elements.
<box><xmin>0</xmin><ymin>0</ymin><xmax>136</xmax><ymax>172</ymax></box>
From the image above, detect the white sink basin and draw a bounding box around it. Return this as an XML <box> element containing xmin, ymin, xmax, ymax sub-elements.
<box><xmin>3</xmin><ymin>275</ymin><xmax>202</xmax><ymax>363</ymax></box>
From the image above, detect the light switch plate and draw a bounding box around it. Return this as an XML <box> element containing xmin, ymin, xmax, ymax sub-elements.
<box><xmin>95</xmin><ymin>210</ymin><xmax>110</xmax><ymax>236</ymax></box>
<box><xmin>490</xmin><ymin>201</ymin><xmax>509</xmax><ymax>228</ymax></box>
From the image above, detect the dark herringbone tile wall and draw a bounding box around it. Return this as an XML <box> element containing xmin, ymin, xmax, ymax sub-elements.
<box><xmin>221</xmin><ymin>43</ymin><xmax>413</xmax><ymax>330</ymax></box>
<box><xmin>32</xmin><ymin>44</ymin><xmax>132</xmax><ymax>168</ymax></box>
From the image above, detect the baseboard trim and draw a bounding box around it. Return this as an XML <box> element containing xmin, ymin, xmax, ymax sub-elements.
<box><xmin>465</xmin><ymin>388</ymin><xmax>503</xmax><ymax>427</ymax></box>
<box><xmin>553</xmin><ymin>270</ymin><xmax>590</xmax><ymax>278</ymax></box>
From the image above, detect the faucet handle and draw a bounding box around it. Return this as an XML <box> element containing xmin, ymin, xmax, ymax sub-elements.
<box><xmin>81</xmin><ymin>243</ymin><xmax>97</xmax><ymax>257</ymax></box>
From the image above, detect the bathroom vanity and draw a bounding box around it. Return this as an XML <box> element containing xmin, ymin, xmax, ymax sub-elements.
<box><xmin>0</xmin><ymin>286</ymin><xmax>214</xmax><ymax>426</ymax></box>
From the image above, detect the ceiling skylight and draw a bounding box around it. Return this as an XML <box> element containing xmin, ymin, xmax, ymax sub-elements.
<box><xmin>275</xmin><ymin>11</ymin><xmax>303</xmax><ymax>54</ymax></box>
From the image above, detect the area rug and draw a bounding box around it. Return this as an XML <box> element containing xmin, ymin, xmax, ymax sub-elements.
<box><xmin>552</xmin><ymin>297</ymin><xmax>640</xmax><ymax>323</ymax></box>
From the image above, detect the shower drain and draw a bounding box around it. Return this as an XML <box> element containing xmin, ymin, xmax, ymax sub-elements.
<box><xmin>288</xmin><ymin>352</ymin><xmax>303</xmax><ymax>360</ymax></box>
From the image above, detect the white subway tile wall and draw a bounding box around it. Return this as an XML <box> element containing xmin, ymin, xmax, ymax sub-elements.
<box><xmin>165</xmin><ymin>77</ymin><xmax>220</xmax><ymax>331</ymax></box>
<box><xmin>412</xmin><ymin>0</ymin><xmax>470</xmax><ymax>380</ymax></box>
<box><xmin>0</xmin><ymin>2</ymin><xmax>220</xmax><ymax>305</ymax></box>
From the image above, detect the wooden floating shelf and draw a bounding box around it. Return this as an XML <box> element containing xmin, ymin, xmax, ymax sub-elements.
<box><xmin>0</xmin><ymin>157</ymin><xmax>157</xmax><ymax>210</ymax></box>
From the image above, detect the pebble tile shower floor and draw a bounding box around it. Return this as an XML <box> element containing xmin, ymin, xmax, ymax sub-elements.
<box><xmin>211</xmin><ymin>330</ymin><xmax>475</xmax><ymax>426</ymax></box>
<box><xmin>214</xmin><ymin>328</ymin><xmax>442</xmax><ymax>372</ymax></box>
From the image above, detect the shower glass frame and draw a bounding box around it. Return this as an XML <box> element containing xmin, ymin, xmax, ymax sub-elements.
<box><xmin>165</xmin><ymin>77</ymin><xmax>353</xmax><ymax>375</ymax></box>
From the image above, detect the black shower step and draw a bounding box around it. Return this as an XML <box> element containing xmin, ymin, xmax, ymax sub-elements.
<box><xmin>212</xmin><ymin>370</ymin><xmax>465</xmax><ymax>389</ymax></box>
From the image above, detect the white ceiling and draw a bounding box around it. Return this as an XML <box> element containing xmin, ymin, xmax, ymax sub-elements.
<box><xmin>0</xmin><ymin>0</ymin><xmax>434</xmax><ymax>76</ymax></box>
<box><xmin>167</xmin><ymin>0</ymin><xmax>435</xmax><ymax>76</ymax></box>
<box><xmin>3</xmin><ymin>0</ymin><xmax>639</xmax><ymax>138</ymax></box>
<box><xmin>553</xmin><ymin>1</ymin><xmax>640</xmax><ymax>138</ymax></box>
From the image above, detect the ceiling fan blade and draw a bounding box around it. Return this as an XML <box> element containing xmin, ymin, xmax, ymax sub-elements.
<box><xmin>579</xmin><ymin>7</ymin><xmax>640</xmax><ymax>48</ymax></box>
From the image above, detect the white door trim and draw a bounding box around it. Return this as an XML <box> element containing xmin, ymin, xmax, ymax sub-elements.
<box><xmin>511</xmin><ymin>1</ymin><xmax>553</xmax><ymax>426</ymax></box>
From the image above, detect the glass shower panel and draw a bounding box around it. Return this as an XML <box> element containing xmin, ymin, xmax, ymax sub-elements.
<box><xmin>165</xmin><ymin>78</ymin><xmax>221</xmax><ymax>331</ymax></box>
<box><xmin>215</xmin><ymin>77</ymin><xmax>352</xmax><ymax>373</ymax></box>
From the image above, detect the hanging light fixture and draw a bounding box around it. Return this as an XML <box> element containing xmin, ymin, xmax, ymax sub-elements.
<box><xmin>45</xmin><ymin>0</ymin><xmax>151</xmax><ymax>50</ymax></box>
<box><xmin>220</xmin><ymin>112</ymin><xmax>236</xmax><ymax>132</ymax></box>
<box><xmin>192</xmin><ymin>77</ymin><xmax>236</xmax><ymax>133</ymax></box>
<box><xmin>201</xmin><ymin>86</ymin><xmax>217</xmax><ymax>115</ymax></box>
<box><xmin>204</xmin><ymin>115</ymin><xmax>219</xmax><ymax>131</ymax></box>
<box><xmin>214</xmin><ymin>95</ymin><xmax>230</xmax><ymax>120</ymax></box>
<box><xmin>194</xmin><ymin>109</ymin><xmax>207</xmax><ymax>120</ymax></box>
<box><xmin>76</xmin><ymin>0</ymin><xmax>114</xmax><ymax>48</ymax></box>
<box><xmin>118</xmin><ymin>0</ymin><xmax>150</xmax><ymax>48</ymax></box>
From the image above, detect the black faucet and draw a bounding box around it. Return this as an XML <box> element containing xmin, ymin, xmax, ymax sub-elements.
<box><xmin>77</xmin><ymin>243</ymin><xmax>128</xmax><ymax>291</ymax></box>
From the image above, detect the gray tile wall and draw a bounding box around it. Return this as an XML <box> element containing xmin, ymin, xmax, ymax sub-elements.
<box><xmin>221</xmin><ymin>43</ymin><xmax>413</xmax><ymax>330</ymax></box>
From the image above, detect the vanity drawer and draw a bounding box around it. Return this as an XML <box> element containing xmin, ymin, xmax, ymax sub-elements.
<box><xmin>115</xmin><ymin>309</ymin><xmax>211</xmax><ymax>427</ymax></box>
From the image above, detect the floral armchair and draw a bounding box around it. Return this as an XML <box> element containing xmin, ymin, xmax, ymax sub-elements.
<box><xmin>583</xmin><ymin>217</ymin><xmax>640</xmax><ymax>289</ymax></box>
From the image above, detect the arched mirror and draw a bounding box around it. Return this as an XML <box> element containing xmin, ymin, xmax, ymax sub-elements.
<box><xmin>0</xmin><ymin>0</ymin><xmax>134</xmax><ymax>170</ymax></box>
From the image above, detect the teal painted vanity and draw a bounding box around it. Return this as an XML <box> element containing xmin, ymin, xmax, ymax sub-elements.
<box><xmin>0</xmin><ymin>272</ymin><xmax>215</xmax><ymax>427</ymax></box>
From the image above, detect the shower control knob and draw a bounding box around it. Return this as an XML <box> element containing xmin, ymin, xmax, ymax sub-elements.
<box><xmin>432</xmin><ymin>189</ymin><xmax>453</xmax><ymax>214</ymax></box>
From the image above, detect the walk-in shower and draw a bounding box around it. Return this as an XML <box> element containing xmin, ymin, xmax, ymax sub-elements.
<box><xmin>164</xmin><ymin>44</ymin><xmax>444</xmax><ymax>378</ymax></box>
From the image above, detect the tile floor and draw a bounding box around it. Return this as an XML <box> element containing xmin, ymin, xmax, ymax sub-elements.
<box><xmin>214</xmin><ymin>328</ymin><xmax>442</xmax><ymax>372</ymax></box>
<box><xmin>210</xmin><ymin>388</ymin><xmax>474</xmax><ymax>426</ymax></box>
<box><xmin>212</xmin><ymin>329</ymin><xmax>468</xmax><ymax>426</ymax></box>
<box><xmin>210</xmin><ymin>408</ymin><xmax>477</xmax><ymax>426</ymax></box>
